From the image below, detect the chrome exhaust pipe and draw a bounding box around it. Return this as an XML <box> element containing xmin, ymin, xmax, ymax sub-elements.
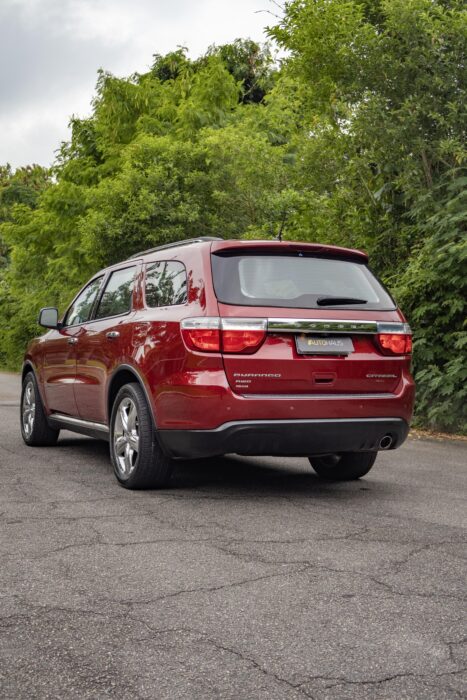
<box><xmin>379</xmin><ymin>434</ymin><xmax>393</xmax><ymax>450</ymax></box>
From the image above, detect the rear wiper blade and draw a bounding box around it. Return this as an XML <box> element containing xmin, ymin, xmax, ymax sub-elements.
<box><xmin>316</xmin><ymin>296</ymin><xmax>368</xmax><ymax>306</ymax></box>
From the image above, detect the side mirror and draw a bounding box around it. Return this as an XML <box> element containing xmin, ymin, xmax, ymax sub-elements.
<box><xmin>38</xmin><ymin>307</ymin><xmax>60</xmax><ymax>329</ymax></box>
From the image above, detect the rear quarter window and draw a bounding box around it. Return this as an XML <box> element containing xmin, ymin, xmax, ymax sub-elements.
<box><xmin>145</xmin><ymin>261</ymin><xmax>187</xmax><ymax>307</ymax></box>
<box><xmin>211</xmin><ymin>253</ymin><xmax>395</xmax><ymax>311</ymax></box>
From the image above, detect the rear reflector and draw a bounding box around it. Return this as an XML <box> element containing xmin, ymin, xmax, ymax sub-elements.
<box><xmin>181</xmin><ymin>318</ymin><xmax>267</xmax><ymax>354</ymax></box>
<box><xmin>377</xmin><ymin>333</ymin><xmax>412</xmax><ymax>355</ymax></box>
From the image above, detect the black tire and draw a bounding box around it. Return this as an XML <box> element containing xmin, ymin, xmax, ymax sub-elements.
<box><xmin>308</xmin><ymin>451</ymin><xmax>377</xmax><ymax>481</ymax></box>
<box><xmin>109</xmin><ymin>382</ymin><xmax>173</xmax><ymax>489</ymax></box>
<box><xmin>20</xmin><ymin>371</ymin><xmax>60</xmax><ymax>447</ymax></box>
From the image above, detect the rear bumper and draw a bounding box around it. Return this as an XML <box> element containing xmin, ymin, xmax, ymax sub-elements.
<box><xmin>157</xmin><ymin>417</ymin><xmax>409</xmax><ymax>460</ymax></box>
<box><xmin>154</xmin><ymin>371</ymin><xmax>415</xmax><ymax>431</ymax></box>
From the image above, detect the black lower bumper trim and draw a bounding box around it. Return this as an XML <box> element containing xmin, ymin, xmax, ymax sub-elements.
<box><xmin>157</xmin><ymin>418</ymin><xmax>409</xmax><ymax>460</ymax></box>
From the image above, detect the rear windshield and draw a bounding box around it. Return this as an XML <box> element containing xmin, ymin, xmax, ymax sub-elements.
<box><xmin>211</xmin><ymin>253</ymin><xmax>395</xmax><ymax>310</ymax></box>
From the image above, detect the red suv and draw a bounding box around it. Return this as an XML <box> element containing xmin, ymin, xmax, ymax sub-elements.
<box><xmin>21</xmin><ymin>238</ymin><xmax>415</xmax><ymax>489</ymax></box>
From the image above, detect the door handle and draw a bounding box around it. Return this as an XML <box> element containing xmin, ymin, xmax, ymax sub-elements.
<box><xmin>106</xmin><ymin>331</ymin><xmax>120</xmax><ymax>339</ymax></box>
<box><xmin>67</xmin><ymin>337</ymin><xmax>78</xmax><ymax>345</ymax></box>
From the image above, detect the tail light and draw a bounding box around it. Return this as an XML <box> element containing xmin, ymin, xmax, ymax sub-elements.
<box><xmin>377</xmin><ymin>333</ymin><xmax>412</xmax><ymax>356</ymax></box>
<box><xmin>181</xmin><ymin>318</ymin><xmax>267</xmax><ymax>354</ymax></box>
<box><xmin>221</xmin><ymin>318</ymin><xmax>267</xmax><ymax>353</ymax></box>
<box><xmin>181</xmin><ymin>318</ymin><xmax>220</xmax><ymax>352</ymax></box>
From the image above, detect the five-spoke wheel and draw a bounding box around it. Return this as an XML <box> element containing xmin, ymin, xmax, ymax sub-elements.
<box><xmin>20</xmin><ymin>371</ymin><xmax>59</xmax><ymax>446</ymax></box>
<box><xmin>113</xmin><ymin>397</ymin><xmax>140</xmax><ymax>478</ymax></box>
<box><xmin>22</xmin><ymin>380</ymin><xmax>36</xmax><ymax>438</ymax></box>
<box><xmin>110</xmin><ymin>382</ymin><xmax>173</xmax><ymax>489</ymax></box>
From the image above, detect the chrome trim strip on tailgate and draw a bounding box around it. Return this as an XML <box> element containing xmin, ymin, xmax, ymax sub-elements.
<box><xmin>267</xmin><ymin>319</ymin><xmax>411</xmax><ymax>334</ymax></box>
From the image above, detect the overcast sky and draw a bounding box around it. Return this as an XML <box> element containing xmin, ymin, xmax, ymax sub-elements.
<box><xmin>0</xmin><ymin>0</ymin><xmax>276</xmax><ymax>169</ymax></box>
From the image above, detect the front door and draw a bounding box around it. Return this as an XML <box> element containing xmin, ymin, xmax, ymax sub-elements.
<box><xmin>42</xmin><ymin>275</ymin><xmax>104</xmax><ymax>416</ymax></box>
<box><xmin>74</xmin><ymin>265</ymin><xmax>138</xmax><ymax>424</ymax></box>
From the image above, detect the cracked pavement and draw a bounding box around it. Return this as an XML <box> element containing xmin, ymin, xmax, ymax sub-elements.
<box><xmin>1</xmin><ymin>374</ymin><xmax>466</xmax><ymax>698</ymax></box>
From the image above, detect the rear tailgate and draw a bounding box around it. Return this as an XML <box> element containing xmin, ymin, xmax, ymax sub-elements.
<box><xmin>217</xmin><ymin>304</ymin><xmax>407</xmax><ymax>395</ymax></box>
<box><xmin>211</xmin><ymin>245</ymin><xmax>410</xmax><ymax>396</ymax></box>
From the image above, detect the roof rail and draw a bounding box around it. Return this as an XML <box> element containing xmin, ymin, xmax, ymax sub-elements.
<box><xmin>129</xmin><ymin>237</ymin><xmax>223</xmax><ymax>259</ymax></box>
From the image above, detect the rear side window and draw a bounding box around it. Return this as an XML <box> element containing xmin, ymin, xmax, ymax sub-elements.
<box><xmin>211</xmin><ymin>253</ymin><xmax>395</xmax><ymax>310</ymax></box>
<box><xmin>145</xmin><ymin>261</ymin><xmax>187</xmax><ymax>307</ymax></box>
<box><xmin>94</xmin><ymin>266</ymin><xmax>136</xmax><ymax>319</ymax></box>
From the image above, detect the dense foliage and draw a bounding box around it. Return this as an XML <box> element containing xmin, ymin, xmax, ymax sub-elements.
<box><xmin>269</xmin><ymin>0</ymin><xmax>466</xmax><ymax>432</ymax></box>
<box><xmin>1</xmin><ymin>3</ymin><xmax>465</xmax><ymax>432</ymax></box>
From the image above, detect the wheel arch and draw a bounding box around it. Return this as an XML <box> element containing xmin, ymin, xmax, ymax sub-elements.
<box><xmin>22</xmin><ymin>360</ymin><xmax>36</xmax><ymax>383</ymax></box>
<box><xmin>107</xmin><ymin>364</ymin><xmax>157</xmax><ymax>428</ymax></box>
<box><xmin>21</xmin><ymin>360</ymin><xmax>49</xmax><ymax>412</ymax></box>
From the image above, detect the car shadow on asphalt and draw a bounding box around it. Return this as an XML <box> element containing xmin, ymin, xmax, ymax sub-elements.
<box><xmin>171</xmin><ymin>455</ymin><xmax>383</xmax><ymax>498</ymax></box>
<box><xmin>55</xmin><ymin>434</ymin><xmax>397</xmax><ymax>499</ymax></box>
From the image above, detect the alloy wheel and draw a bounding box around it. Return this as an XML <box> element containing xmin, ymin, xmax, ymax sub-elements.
<box><xmin>113</xmin><ymin>397</ymin><xmax>140</xmax><ymax>478</ymax></box>
<box><xmin>22</xmin><ymin>381</ymin><xmax>36</xmax><ymax>438</ymax></box>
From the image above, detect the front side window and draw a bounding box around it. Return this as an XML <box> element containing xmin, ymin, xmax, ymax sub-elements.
<box><xmin>65</xmin><ymin>276</ymin><xmax>103</xmax><ymax>327</ymax></box>
<box><xmin>94</xmin><ymin>266</ymin><xmax>136</xmax><ymax>320</ymax></box>
<box><xmin>145</xmin><ymin>261</ymin><xmax>187</xmax><ymax>307</ymax></box>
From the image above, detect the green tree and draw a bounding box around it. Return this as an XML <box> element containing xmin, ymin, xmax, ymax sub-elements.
<box><xmin>0</xmin><ymin>42</ymin><xmax>300</xmax><ymax>368</ymax></box>
<box><xmin>205</xmin><ymin>38</ymin><xmax>276</xmax><ymax>104</ymax></box>
<box><xmin>270</xmin><ymin>0</ymin><xmax>466</xmax><ymax>431</ymax></box>
<box><xmin>0</xmin><ymin>164</ymin><xmax>51</xmax><ymax>263</ymax></box>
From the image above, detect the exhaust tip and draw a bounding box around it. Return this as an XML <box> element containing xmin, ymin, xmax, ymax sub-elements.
<box><xmin>379</xmin><ymin>434</ymin><xmax>393</xmax><ymax>450</ymax></box>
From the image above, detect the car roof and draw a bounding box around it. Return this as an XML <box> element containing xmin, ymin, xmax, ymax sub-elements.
<box><xmin>102</xmin><ymin>237</ymin><xmax>368</xmax><ymax>275</ymax></box>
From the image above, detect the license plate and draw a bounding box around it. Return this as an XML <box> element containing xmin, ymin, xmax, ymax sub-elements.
<box><xmin>295</xmin><ymin>335</ymin><xmax>354</xmax><ymax>355</ymax></box>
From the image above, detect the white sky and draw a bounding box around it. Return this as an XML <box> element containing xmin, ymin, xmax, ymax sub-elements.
<box><xmin>0</xmin><ymin>0</ymin><xmax>277</xmax><ymax>168</ymax></box>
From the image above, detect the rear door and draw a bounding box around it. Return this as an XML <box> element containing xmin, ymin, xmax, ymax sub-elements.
<box><xmin>211</xmin><ymin>249</ymin><xmax>408</xmax><ymax>396</ymax></box>
<box><xmin>41</xmin><ymin>329</ymin><xmax>80</xmax><ymax>416</ymax></box>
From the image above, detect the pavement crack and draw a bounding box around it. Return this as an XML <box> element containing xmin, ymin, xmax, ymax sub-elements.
<box><xmin>299</xmin><ymin>667</ymin><xmax>467</xmax><ymax>691</ymax></box>
<box><xmin>125</xmin><ymin>563</ymin><xmax>313</xmax><ymax>607</ymax></box>
<box><xmin>127</xmin><ymin>620</ymin><xmax>314</xmax><ymax>699</ymax></box>
<box><xmin>204</xmin><ymin>638</ymin><xmax>314</xmax><ymax>698</ymax></box>
<box><xmin>445</xmin><ymin>637</ymin><xmax>467</xmax><ymax>665</ymax></box>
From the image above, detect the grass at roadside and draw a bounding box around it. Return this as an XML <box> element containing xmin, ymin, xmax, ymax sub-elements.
<box><xmin>409</xmin><ymin>428</ymin><xmax>467</xmax><ymax>442</ymax></box>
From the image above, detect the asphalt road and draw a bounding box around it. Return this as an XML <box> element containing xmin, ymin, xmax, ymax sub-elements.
<box><xmin>1</xmin><ymin>373</ymin><xmax>466</xmax><ymax>699</ymax></box>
